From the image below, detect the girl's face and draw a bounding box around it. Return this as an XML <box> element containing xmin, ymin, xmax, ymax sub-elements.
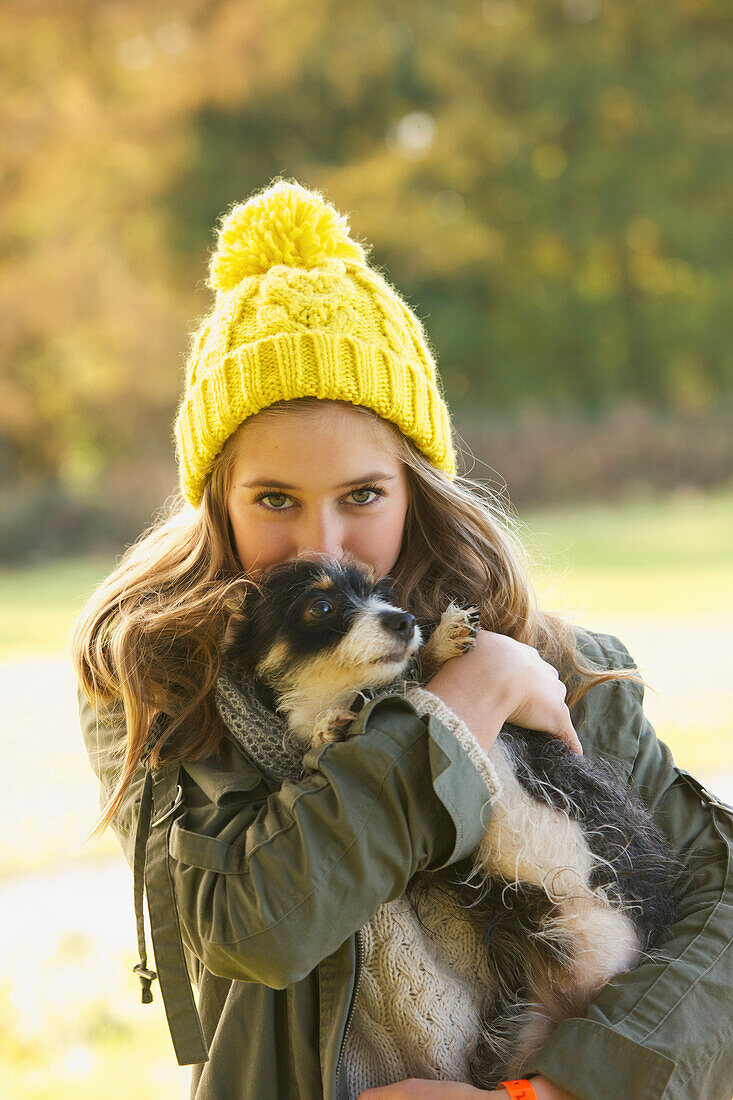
<box><xmin>226</xmin><ymin>403</ymin><xmax>410</xmax><ymax>581</ymax></box>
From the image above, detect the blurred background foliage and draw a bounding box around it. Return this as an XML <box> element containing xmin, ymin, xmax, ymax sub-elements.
<box><xmin>1</xmin><ymin>0</ymin><xmax>731</xmax><ymax>562</ymax></box>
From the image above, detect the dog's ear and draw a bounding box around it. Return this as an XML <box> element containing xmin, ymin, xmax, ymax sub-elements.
<box><xmin>361</xmin><ymin>561</ymin><xmax>383</xmax><ymax>586</ymax></box>
<box><xmin>220</xmin><ymin>583</ymin><xmax>263</xmax><ymax>661</ymax></box>
<box><xmin>370</xmin><ymin>569</ymin><xmax>402</xmax><ymax>604</ymax></box>
<box><xmin>222</xmin><ymin>611</ymin><xmax>248</xmax><ymax>654</ymax></box>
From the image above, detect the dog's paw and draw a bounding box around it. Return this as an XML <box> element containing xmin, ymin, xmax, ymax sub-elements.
<box><xmin>312</xmin><ymin>708</ymin><xmax>359</xmax><ymax>745</ymax></box>
<box><xmin>426</xmin><ymin>602</ymin><xmax>481</xmax><ymax>663</ymax></box>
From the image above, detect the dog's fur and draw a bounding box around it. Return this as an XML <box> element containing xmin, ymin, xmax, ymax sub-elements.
<box><xmin>221</xmin><ymin>553</ymin><xmax>682</xmax><ymax>1087</ymax></box>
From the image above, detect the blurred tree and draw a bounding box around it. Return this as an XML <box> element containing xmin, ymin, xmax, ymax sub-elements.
<box><xmin>0</xmin><ymin>0</ymin><xmax>730</xmax><ymax>508</ymax></box>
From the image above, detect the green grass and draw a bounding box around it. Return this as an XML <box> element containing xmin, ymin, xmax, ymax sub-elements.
<box><xmin>520</xmin><ymin>486</ymin><xmax>733</xmax><ymax>776</ymax></box>
<box><xmin>0</xmin><ymin>554</ymin><xmax>116</xmax><ymax>658</ymax></box>
<box><xmin>521</xmin><ymin>484</ymin><xmax>733</xmax><ymax>619</ymax></box>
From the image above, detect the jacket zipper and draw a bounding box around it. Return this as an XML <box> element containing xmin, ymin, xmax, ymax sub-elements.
<box><xmin>334</xmin><ymin>927</ymin><xmax>364</xmax><ymax>1088</ymax></box>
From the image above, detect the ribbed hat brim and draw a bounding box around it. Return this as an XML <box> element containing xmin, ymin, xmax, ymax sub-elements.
<box><xmin>175</xmin><ymin>329</ymin><xmax>456</xmax><ymax>507</ymax></box>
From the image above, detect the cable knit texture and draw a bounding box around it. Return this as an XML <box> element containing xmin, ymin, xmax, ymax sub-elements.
<box><xmin>174</xmin><ymin>178</ymin><xmax>457</xmax><ymax>507</ymax></box>
<box><xmin>214</xmin><ymin>664</ymin><xmax>498</xmax><ymax>1096</ymax></box>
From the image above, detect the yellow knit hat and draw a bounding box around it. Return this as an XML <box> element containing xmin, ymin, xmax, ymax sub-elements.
<box><xmin>174</xmin><ymin>177</ymin><xmax>457</xmax><ymax>507</ymax></box>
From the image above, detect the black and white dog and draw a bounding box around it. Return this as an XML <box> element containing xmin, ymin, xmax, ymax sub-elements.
<box><xmin>221</xmin><ymin>554</ymin><xmax>681</xmax><ymax>1087</ymax></box>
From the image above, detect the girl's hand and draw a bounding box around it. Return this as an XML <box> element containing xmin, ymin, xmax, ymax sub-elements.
<box><xmin>425</xmin><ymin>630</ymin><xmax>582</xmax><ymax>758</ymax></box>
<box><xmin>356</xmin><ymin>1076</ymin><xmax>578</xmax><ymax>1098</ymax></box>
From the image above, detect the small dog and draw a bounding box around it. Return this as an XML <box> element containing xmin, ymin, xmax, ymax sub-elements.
<box><xmin>221</xmin><ymin>554</ymin><xmax>681</xmax><ymax>1087</ymax></box>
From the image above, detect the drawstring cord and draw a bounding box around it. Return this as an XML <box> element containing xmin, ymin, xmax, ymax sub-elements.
<box><xmin>127</xmin><ymin>726</ymin><xmax>208</xmax><ymax>1065</ymax></box>
<box><xmin>132</xmin><ymin>768</ymin><xmax>157</xmax><ymax>1003</ymax></box>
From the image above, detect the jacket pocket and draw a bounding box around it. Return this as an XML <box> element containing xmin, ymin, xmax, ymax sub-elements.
<box><xmin>169</xmin><ymin>816</ymin><xmax>250</xmax><ymax>872</ymax></box>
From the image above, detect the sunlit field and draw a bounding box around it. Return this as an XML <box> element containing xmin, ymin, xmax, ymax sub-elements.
<box><xmin>523</xmin><ymin>485</ymin><xmax>733</xmax><ymax>776</ymax></box>
<box><xmin>1</xmin><ymin>485</ymin><xmax>732</xmax><ymax>1097</ymax></box>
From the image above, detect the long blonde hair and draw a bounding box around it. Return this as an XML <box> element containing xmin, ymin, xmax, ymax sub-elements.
<box><xmin>70</xmin><ymin>397</ymin><xmax>645</xmax><ymax>845</ymax></box>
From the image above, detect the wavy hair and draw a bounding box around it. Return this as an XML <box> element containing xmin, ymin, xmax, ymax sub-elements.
<box><xmin>70</xmin><ymin>397</ymin><xmax>646</xmax><ymax>845</ymax></box>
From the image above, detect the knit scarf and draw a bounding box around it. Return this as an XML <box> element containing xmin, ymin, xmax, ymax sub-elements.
<box><xmin>214</xmin><ymin>657</ymin><xmax>309</xmax><ymax>784</ymax></box>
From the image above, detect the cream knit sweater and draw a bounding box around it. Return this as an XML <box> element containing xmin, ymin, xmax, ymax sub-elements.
<box><xmin>215</xmin><ymin>669</ymin><xmax>502</xmax><ymax>1097</ymax></box>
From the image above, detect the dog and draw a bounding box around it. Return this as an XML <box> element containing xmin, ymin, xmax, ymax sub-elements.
<box><xmin>221</xmin><ymin>554</ymin><xmax>681</xmax><ymax>1087</ymax></box>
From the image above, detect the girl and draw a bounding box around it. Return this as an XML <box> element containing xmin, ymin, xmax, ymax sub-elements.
<box><xmin>71</xmin><ymin>178</ymin><xmax>733</xmax><ymax>1100</ymax></box>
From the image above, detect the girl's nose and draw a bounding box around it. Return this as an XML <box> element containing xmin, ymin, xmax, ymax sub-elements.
<box><xmin>295</xmin><ymin>517</ymin><xmax>343</xmax><ymax>564</ymax></box>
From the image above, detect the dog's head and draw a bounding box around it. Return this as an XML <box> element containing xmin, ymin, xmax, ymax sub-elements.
<box><xmin>221</xmin><ymin>554</ymin><xmax>423</xmax><ymax>699</ymax></box>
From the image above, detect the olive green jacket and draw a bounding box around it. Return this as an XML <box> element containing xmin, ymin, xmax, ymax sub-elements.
<box><xmin>78</xmin><ymin>626</ymin><xmax>733</xmax><ymax>1099</ymax></box>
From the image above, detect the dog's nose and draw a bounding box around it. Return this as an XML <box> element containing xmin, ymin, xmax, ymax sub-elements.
<box><xmin>380</xmin><ymin>610</ymin><xmax>416</xmax><ymax>642</ymax></box>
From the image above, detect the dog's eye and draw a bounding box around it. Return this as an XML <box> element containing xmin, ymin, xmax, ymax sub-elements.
<box><xmin>307</xmin><ymin>599</ymin><xmax>333</xmax><ymax>619</ymax></box>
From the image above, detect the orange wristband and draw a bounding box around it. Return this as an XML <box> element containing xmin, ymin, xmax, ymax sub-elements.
<box><xmin>499</xmin><ymin>1082</ymin><xmax>537</xmax><ymax>1100</ymax></box>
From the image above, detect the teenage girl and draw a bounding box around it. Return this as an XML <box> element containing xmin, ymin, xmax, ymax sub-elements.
<box><xmin>72</xmin><ymin>178</ymin><xmax>733</xmax><ymax>1100</ymax></box>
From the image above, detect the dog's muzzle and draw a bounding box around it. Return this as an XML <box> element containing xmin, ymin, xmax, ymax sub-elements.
<box><xmin>369</xmin><ymin>609</ymin><xmax>418</xmax><ymax>663</ymax></box>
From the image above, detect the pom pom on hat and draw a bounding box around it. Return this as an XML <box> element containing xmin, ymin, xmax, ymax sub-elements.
<box><xmin>207</xmin><ymin>178</ymin><xmax>368</xmax><ymax>292</ymax></box>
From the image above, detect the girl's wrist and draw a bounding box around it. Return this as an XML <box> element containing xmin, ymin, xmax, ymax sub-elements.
<box><xmin>424</xmin><ymin>676</ymin><xmax>511</xmax><ymax>753</ymax></box>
